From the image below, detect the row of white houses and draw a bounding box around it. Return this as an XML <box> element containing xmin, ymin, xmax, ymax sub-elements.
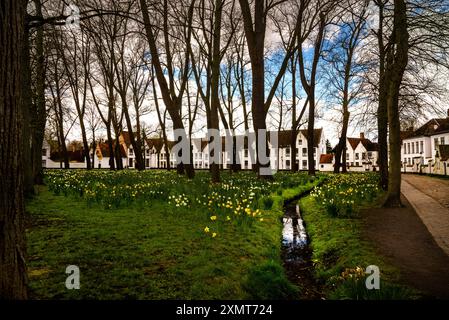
<box><xmin>42</xmin><ymin>129</ymin><xmax>330</xmax><ymax>171</ymax></box>
<box><xmin>41</xmin><ymin>112</ymin><xmax>449</xmax><ymax>174</ymax></box>
<box><xmin>42</xmin><ymin>129</ymin><xmax>380</xmax><ymax>172</ymax></box>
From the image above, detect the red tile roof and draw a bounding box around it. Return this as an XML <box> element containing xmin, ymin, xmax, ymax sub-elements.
<box><xmin>319</xmin><ymin>154</ymin><xmax>333</xmax><ymax>164</ymax></box>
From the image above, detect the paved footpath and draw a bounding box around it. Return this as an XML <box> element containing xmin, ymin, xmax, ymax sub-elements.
<box><xmin>401</xmin><ymin>174</ymin><xmax>449</xmax><ymax>256</ymax></box>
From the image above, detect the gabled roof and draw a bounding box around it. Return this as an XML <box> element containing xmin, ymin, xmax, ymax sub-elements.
<box><xmin>319</xmin><ymin>154</ymin><xmax>333</xmax><ymax>164</ymax></box>
<box><xmin>347</xmin><ymin>137</ymin><xmax>378</xmax><ymax>152</ymax></box>
<box><xmin>97</xmin><ymin>143</ymin><xmax>127</xmax><ymax>158</ymax></box>
<box><xmin>146</xmin><ymin>138</ymin><xmax>165</xmax><ymax>152</ymax></box>
<box><xmin>275</xmin><ymin>129</ymin><xmax>323</xmax><ymax>148</ymax></box>
<box><xmin>410</xmin><ymin>118</ymin><xmax>449</xmax><ymax>138</ymax></box>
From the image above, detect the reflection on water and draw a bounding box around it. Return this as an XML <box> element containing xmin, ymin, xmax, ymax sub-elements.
<box><xmin>282</xmin><ymin>205</ymin><xmax>308</xmax><ymax>261</ymax></box>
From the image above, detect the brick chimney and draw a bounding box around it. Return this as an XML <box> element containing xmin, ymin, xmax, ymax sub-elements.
<box><xmin>360</xmin><ymin>132</ymin><xmax>365</xmax><ymax>140</ymax></box>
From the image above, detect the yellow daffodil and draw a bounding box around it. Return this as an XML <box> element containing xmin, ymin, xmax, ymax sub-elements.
<box><xmin>212</xmin><ymin>232</ymin><xmax>217</xmax><ymax>238</ymax></box>
<box><xmin>210</xmin><ymin>215</ymin><xmax>217</xmax><ymax>221</ymax></box>
<box><xmin>204</xmin><ymin>226</ymin><xmax>210</xmax><ymax>233</ymax></box>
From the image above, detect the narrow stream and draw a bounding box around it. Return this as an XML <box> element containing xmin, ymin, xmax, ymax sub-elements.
<box><xmin>281</xmin><ymin>195</ymin><xmax>325</xmax><ymax>299</ymax></box>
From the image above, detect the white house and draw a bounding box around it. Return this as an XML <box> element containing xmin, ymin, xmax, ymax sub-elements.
<box><xmin>319</xmin><ymin>154</ymin><xmax>334</xmax><ymax>171</ymax></box>
<box><xmin>273</xmin><ymin>129</ymin><xmax>325</xmax><ymax>171</ymax></box>
<box><xmin>92</xmin><ymin>141</ymin><xmax>127</xmax><ymax>169</ymax></box>
<box><xmin>334</xmin><ymin>133</ymin><xmax>379</xmax><ymax>172</ymax></box>
<box><xmin>401</xmin><ymin>114</ymin><xmax>449</xmax><ymax>173</ymax></box>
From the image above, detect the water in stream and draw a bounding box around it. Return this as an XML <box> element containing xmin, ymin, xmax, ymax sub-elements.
<box><xmin>281</xmin><ymin>198</ymin><xmax>325</xmax><ymax>299</ymax></box>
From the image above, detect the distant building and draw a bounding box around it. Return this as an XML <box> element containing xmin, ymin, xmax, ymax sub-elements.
<box><xmin>401</xmin><ymin>112</ymin><xmax>449</xmax><ymax>174</ymax></box>
<box><xmin>319</xmin><ymin>154</ymin><xmax>334</xmax><ymax>172</ymax></box>
<box><xmin>332</xmin><ymin>133</ymin><xmax>379</xmax><ymax>172</ymax></box>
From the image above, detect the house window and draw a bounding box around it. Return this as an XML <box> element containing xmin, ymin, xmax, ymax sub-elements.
<box><xmin>346</xmin><ymin>153</ymin><xmax>349</xmax><ymax>160</ymax></box>
<box><xmin>434</xmin><ymin>138</ymin><xmax>439</xmax><ymax>150</ymax></box>
<box><xmin>368</xmin><ymin>152</ymin><xmax>372</xmax><ymax>158</ymax></box>
<box><xmin>355</xmin><ymin>153</ymin><xmax>359</xmax><ymax>160</ymax></box>
<box><xmin>129</xmin><ymin>158</ymin><xmax>134</xmax><ymax>167</ymax></box>
<box><xmin>302</xmin><ymin>160</ymin><xmax>307</xmax><ymax>168</ymax></box>
<box><xmin>407</xmin><ymin>143</ymin><xmax>410</xmax><ymax>154</ymax></box>
<box><xmin>355</xmin><ymin>162</ymin><xmax>359</xmax><ymax>166</ymax></box>
<box><xmin>42</xmin><ymin>148</ymin><xmax>47</xmax><ymax>156</ymax></box>
<box><xmin>244</xmin><ymin>149</ymin><xmax>248</xmax><ymax>158</ymax></box>
<box><xmin>286</xmin><ymin>160</ymin><xmax>290</xmax><ymax>168</ymax></box>
<box><xmin>441</xmin><ymin>137</ymin><xmax>445</xmax><ymax>145</ymax></box>
<box><xmin>302</xmin><ymin>148</ymin><xmax>307</xmax><ymax>156</ymax></box>
<box><xmin>146</xmin><ymin>149</ymin><xmax>150</xmax><ymax>156</ymax></box>
<box><xmin>411</xmin><ymin>143</ymin><xmax>415</xmax><ymax>154</ymax></box>
<box><xmin>286</xmin><ymin>148</ymin><xmax>290</xmax><ymax>156</ymax></box>
<box><xmin>146</xmin><ymin>159</ymin><xmax>150</xmax><ymax>167</ymax></box>
<box><xmin>244</xmin><ymin>160</ymin><xmax>249</xmax><ymax>169</ymax></box>
<box><xmin>420</xmin><ymin>141</ymin><xmax>423</xmax><ymax>153</ymax></box>
<box><xmin>415</xmin><ymin>142</ymin><xmax>419</xmax><ymax>153</ymax></box>
<box><xmin>129</xmin><ymin>148</ymin><xmax>133</xmax><ymax>155</ymax></box>
<box><xmin>362</xmin><ymin>152</ymin><xmax>366</xmax><ymax>160</ymax></box>
<box><xmin>298</xmin><ymin>139</ymin><xmax>302</xmax><ymax>145</ymax></box>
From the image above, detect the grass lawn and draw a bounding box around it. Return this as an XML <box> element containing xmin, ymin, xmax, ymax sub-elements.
<box><xmin>26</xmin><ymin>171</ymin><xmax>320</xmax><ymax>299</ymax></box>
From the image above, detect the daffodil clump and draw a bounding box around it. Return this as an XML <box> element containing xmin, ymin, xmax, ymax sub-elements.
<box><xmin>45</xmin><ymin>170</ymin><xmax>175</xmax><ymax>209</ymax></box>
<box><xmin>310</xmin><ymin>173</ymin><xmax>380</xmax><ymax>217</ymax></box>
<box><xmin>45</xmin><ymin>170</ymin><xmax>315</xmax><ymax>217</ymax></box>
<box><xmin>168</xmin><ymin>194</ymin><xmax>189</xmax><ymax>207</ymax></box>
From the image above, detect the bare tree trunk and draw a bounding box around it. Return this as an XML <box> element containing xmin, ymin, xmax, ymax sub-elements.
<box><xmin>207</xmin><ymin>0</ymin><xmax>223</xmax><ymax>183</ymax></box>
<box><xmin>31</xmin><ymin>0</ymin><xmax>47</xmax><ymax>182</ymax></box>
<box><xmin>54</xmin><ymin>83</ymin><xmax>70</xmax><ymax>169</ymax></box>
<box><xmin>0</xmin><ymin>0</ymin><xmax>28</xmax><ymax>299</ymax></box>
<box><xmin>122</xmin><ymin>103</ymin><xmax>145</xmax><ymax>170</ymax></box>
<box><xmin>290</xmin><ymin>55</ymin><xmax>298</xmax><ymax>172</ymax></box>
<box><xmin>106</xmin><ymin>124</ymin><xmax>115</xmax><ymax>170</ymax></box>
<box><xmin>21</xmin><ymin>24</ymin><xmax>34</xmax><ymax>195</ymax></box>
<box><xmin>139</xmin><ymin>0</ymin><xmax>195</xmax><ymax>179</ymax></box>
<box><xmin>383</xmin><ymin>0</ymin><xmax>409</xmax><ymax>207</ymax></box>
<box><xmin>376</xmin><ymin>0</ymin><xmax>389</xmax><ymax>190</ymax></box>
<box><xmin>297</xmin><ymin>12</ymin><xmax>327</xmax><ymax>176</ymax></box>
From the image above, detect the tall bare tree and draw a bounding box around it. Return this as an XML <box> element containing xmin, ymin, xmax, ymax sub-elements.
<box><xmin>139</xmin><ymin>0</ymin><xmax>196</xmax><ymax>178</ymax></box>
<box><xmin>383</xmin><ymin>0</ymin><xmax>409</xmax><ymax>207</ymax></box>
<box><xmin>238</xmin><ymin>0</ymin><xmax>299</xmax><ymax>176</ymax></box>
<box><xmin>0</xmin><ymin>0</ymin><xmax>28</xmax><ymax>299</ymax></box>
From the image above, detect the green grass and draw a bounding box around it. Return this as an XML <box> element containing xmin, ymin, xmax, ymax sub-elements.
<box><xmin>26</xmin><ymin>171</ymin><xmax>322</xmax><ymax>300</ymax></box>
<box><xmin>299</xmin><ymin>195</ymin><xmax>418</xmax><ymax>299</ymax></box>
<box><xmin>27</xmin><ymin>188</ymin><xmax>274</xmax><ymax>299</ymax></box>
